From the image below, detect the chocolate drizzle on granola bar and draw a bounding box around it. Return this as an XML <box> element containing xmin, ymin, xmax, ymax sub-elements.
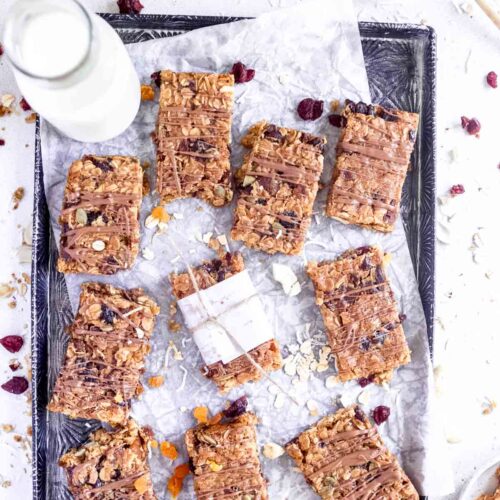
<box><xmin>326</xmin><ymin>101</ymin><xmax>419</xmax><ymax>232</ymax></box>
<box><xmin>156</xmin><ymin>71</ymin><xmax>234</xmax><ymax>207</ymax></box>
<box><xmin>285</xmin><ymin>407</ymin><xmax>419</xmax><ymax>500</ymax></box>
<box><xmin>57</xmin><ymin>156</ymin><xmax>143</xmax><ymax>275</ymax></box>
<box><xmin>231</xmin><ymin>122</ymin><xmax>325</xmax><ymax>254</ymax></box>
<box><xmin>48</xmin><ymin>283</ymin><xmax>159</xmax><ymax>425</ymax></box>
<box><xmin>307</xmin><ymin>247</ymin><xmax>411</xmax><ymax>384</ymax></box>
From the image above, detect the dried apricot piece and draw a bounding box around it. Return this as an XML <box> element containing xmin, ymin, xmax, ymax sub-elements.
<box><xmin>134</xmin><ymin>474</ymin><xmax>149</xmax><ymax>494</ymax></box>
<box><xmin>207</xmin><ymin>459</ymin><xmax>223</xmax><ymax>472</ymax></box>
<box><xmin>167</xmin><ymin>463</ymin><xmax>190</xmax><ymax>498</ymax></box>
<box><xmin>160</xmin><ymin>440</ymin><xmax>178</xmax><ymax>460</ymax></box>
<box><xmin>141</xmin><ymin>84</ymin><xmax>155</xmax><ymax>101</ymax></box>
<box><xmin>151</xmin><ymin>206</ymin><xmax>170</xmax><ymax>223</ymax></box>
<box><xmin>147</xmin><ymin>375</ymin><xmax>165</xmax><ymax>388</ymax></box>
<box><xmin>150</xmin><ymin>439</ymin><xmax>159</xmax><ymax>449</ymax></box>
<box><xmin>174</xmin><ymin>462</ymin><xmax>190</xmax><ymax>478</ymax></box>
<box><xmin>193</xmin><ymin>406</ymin><xmax>209</xmax><ymax>424</ymax></box>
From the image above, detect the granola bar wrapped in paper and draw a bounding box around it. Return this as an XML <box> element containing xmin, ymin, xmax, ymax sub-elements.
<box><xmin>41</xmin><ymin>0</ymin><xmax>453</xmax><ymax>497</ymax></box>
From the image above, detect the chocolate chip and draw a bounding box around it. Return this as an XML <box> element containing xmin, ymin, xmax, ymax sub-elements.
<box><xmin>360</xmin><ymin>338</ymin><xmax>371</xmax><ymax>351</ymax></box>
<box><xmin>100</xmin><ymin>304</ymin><xmax>116</xmax><ymax>325</ymax></box>
<box><xmin>280</xmin><ymin>210</ymin><xmax>298</xmax><ymax>229</ymax></box>
<box><xmin>223</xmin><ymin>396</ymin><xmax>248</xmax><ymax>418</ymax></box>
<box><xmin>263</xmin><ymin>125</ymin><xmax>283</xmax><ymax>142</ymax></box>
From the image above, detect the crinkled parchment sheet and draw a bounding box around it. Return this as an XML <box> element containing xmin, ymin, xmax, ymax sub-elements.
<box><xmin>41</xmin><ymin>0</ymin><xmax>453</xmax><ymax>496</ymax></box>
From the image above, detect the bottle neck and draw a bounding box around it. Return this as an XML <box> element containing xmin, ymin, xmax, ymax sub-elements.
<box><xmin>3</xmin><ymin>0</ymin><xmax>93</xmax><ymax>83</ymax></box>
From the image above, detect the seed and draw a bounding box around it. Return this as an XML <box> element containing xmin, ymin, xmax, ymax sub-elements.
<box><xmin>242</xmin><ymin>175</ymin><xmax>256</xmax><ymax>187</ymax></box>
<box><xmin>75</xmin><ymin>208</ymin><xmax>88</xmax><ymax>225</ymax></box>
<box><xmin>214</xmin><ymin>186</ymin><xmax>226</xmax><ymax>198</ymax></box>
<box><xmin>92</xmin><ymin>240</ymin><xmax>105</xmax><ymax>251</ymax></box>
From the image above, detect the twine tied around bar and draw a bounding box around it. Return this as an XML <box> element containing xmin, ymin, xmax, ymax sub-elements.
<box><xmin>167</xmin><ymin>234</ymin><xmax>300</xmax><ymax>406</ymax></box>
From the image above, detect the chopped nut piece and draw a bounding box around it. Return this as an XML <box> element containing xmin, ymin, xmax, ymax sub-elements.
<box><xmin>262</xmin><ymin>442</ymin><xmax>285</xmax><ymax>459</ymax></box>
<box><xmin>12</xmin><ymin>187</ymin><xmax>25</xmax><ymax>210</ymax></box>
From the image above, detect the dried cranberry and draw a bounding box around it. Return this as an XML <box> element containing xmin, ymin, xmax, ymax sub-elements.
<box><xmin>379</xmin><ymin>110</ymin><xmax>399</xmax><ymax>122</ymax></box>
<box><xmin>0</xmin><ymin>335</ymin><xmax>24</xmax><ymax>353</ymax></box>
<box><xmin>230</xmin><ymin>62</ymin><xmax>255</xmax><ymax>84</ymax></box>
<box><xmin>223</xmin><ymin>396</ymin><xmax>248</xmax><ymax>418</ymax></box>
<box><xmin>0</xmin><ymin>44</ymin><xmax>3</xmax><ymax>57</ymax></box>
<box><xmin>374</xmin><ymin>265</ymin><xmax>385</xmax><ymax>284</ymax></box>
<box><xmin>259</xmin><ymin>177</ymin><xmax>279</xmax><ymax>195</ymax></box>
<box><xmin>328</xmin><ymin>114</ymin><xmax>345</xmax><ymax>128</ymax></box>
<box><xmin>86</xmin><ymin>211</ymin><xmax>102</xmax><ymax>225</ymax></box>
<box><xmin>486</xmin><ymin>71</ymin><xmax>497</xmax><ymax>89</ymax></box>
<box><xmin>372</xmin><ymin>405</ymin><xmax>390</xmax><ymax>424</ymax></box>
<box><xmin>450</xmin><ymin>184</ymin><xmax>465</xmax><ymax>196</ymax></box>
<box><xmin>117</xmin><ymin>0</ymin><xmax>144</xmax><ymax>14</ymax></box>
<box><xmin>360</xmin><ymin>338</ymin><xmax>371</xmax><ymax>351</ymax></box>
<box><xmin>398</xmin><ymin>313</ymin><xmax>407</xmax><ymax>322</ymax></box>
<box><xmin>297</xmin><ymin>98</ymin><xmax>324</xmax><ymax>120</ymax></box>
<box><xmin>183</xmin><ymin>139</ymin><xmax>214</xmax><ymax>154</ymax></box>
<box><xmin>358</xmin><ymin>375</ymin><xmax>374</xmax><ymax>387</ymax></box>
<box><xmin>460</xmin><ymin>116</ymin><xmax>481</xmax><ymax>135</ymax></box>
<box><xmin>9</xmin><ymin>360</ymin><xmax>21</xmax><ymax>372</ymax></box>
<box><xmin>19</xmin><ymin>97</ymin><xmax>31</xmax><ymax>111</ymax></box>
<box><xmin>280</xmin><ymin>210</ymin><xmax>298</xmax><ymax>229</ymax></box>
<box><xmin>151</xmin><ymin>71</ymin><xmax>161</xmax><ymax>87</ymax></box>
<box><xmin>2</xmin><ymin>376</ymin><xmax>28</xmax><ymax>395</ymax></box>
<box><xmin>100</xmin><ymin>305</ymin><xmax>115</xmax><ymax>324</ymax></box>
<box><xmin>94</xmin><ymin>159</ymin><xmax>113</xmax><ymax>172</ymax></box>
<box><xmin>263</xmin><ymin>125</ymin><xmax>283</xmax><ymax>142</ymax></box>
<box><xmin>0</xmin><ymin>139</ymin><xmax>5</xmax><ymax>146</ymax></box>
<box><xmin>345</xmin><ymin>99</ymin><xmax>355</xmax><ymax>111</ymax></box>
<box><xmin>355</xmin><ymin>102</ymin><xmax>369</xmax><ymax>114</ymax></box>
<box><xmin>355</xmin><ymin>246</ymin><xmax>372</xmax><ymax>256</ymax></box>
<box><xmin>354</xmin><ymin>406</ymin><xmax>366</xmax><ymax>421</ymax></box>
<box><xmin>256</xmin><ymin>198</ymin><xmax>267</xmax><ymax>205</ymax></box>
<box><xmin>360</xmin><ymin>256</ymin><xmax>372</xmax><ymax>271</ymax></box>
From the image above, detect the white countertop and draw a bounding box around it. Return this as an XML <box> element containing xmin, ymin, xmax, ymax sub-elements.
<box><xmin>0</xmin><ymin>0</ymin><xmax>499</xmax><ymax>499</ymax></box>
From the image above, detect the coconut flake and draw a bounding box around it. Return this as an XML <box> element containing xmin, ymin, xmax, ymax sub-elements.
<box><xmin>272</xmin><ymin>263</ymin><xmax>301</xmax><ymax>296</ymax></box>
<box><xmin>142</xmin><ymin>247</ymin><xmax>155</xmax><ymax>260</ymax></box>
<box><xmin>262</xmin><ymin>442</ymin><xmax>285</xmax><ymax>459</ymax></box>
<box><xmin>274</xmin><ymin>393</ymin><xmax>285</xmax><ymax>409</ymax></box>
<box><xmin>325</xmin><ymin>375</ymin><xmax>338</xmax><ymax>389</ymax></box>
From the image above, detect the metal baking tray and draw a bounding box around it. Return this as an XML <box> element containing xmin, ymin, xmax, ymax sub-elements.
<box><xmin>31</xmin><ymin>15</ymin><xmax>436</xmax><ymax>499</ymax></box>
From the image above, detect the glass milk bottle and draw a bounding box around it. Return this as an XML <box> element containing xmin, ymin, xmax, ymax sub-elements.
<box><xmin>2</xmin><ymin>0</ymin><xmax>140</xmax><ymax>142</ymax></box>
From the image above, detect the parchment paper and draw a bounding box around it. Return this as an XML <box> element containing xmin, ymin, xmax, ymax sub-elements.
<box><xmin>41</xmin><ymin>0</ymin><xmax>454</xmax><ymax>496</ymax></box>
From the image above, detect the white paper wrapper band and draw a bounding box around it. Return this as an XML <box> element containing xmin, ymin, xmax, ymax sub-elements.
<box><xmin>177</xmin><ymin>270</ymin><xmax>274</xmax><ymax>365</ymax></box>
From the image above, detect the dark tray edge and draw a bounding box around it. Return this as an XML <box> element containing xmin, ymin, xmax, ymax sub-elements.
<box><xmin>30</xmin><ymin>17</ymin><xmax>437</xmax><ymax>500</ymax></box>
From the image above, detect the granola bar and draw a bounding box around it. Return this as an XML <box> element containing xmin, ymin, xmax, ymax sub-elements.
<box><xmin>48</xmin><ymin>282</ymin><xmax>159</xmax><ymax>425</ymax></box>
<box><xmin>59</xmin><ymin>419</ymin><xmax>156</xmax><ymax>499</ymax></box>
<box><xmin>170</xmin><ymin>252</ymin><xmax>282</xmax><ymax>392</ymax></box>
<box><xmin>285</xmin><ymin>405</ymin><xmax>419</xmax><ymax>499</ymax></box>
<box><xmin>306</xmin><ymin>246</ymin><xmax>411</xmax><ymax>383</ymax></box>
<box><xmin>231</xmin><ymin>122</ymin><xmax>326</xmax><ymax>255</ymax></box>
<box><xmin>57</xmin><ymin>155</ymin><xmax>143</xmax><ymax>275</ymax></box>
<box><xmin>156</xmin><ymin>70</ymin><xmax>234</xmax><ymax>207</ymax></box>
<box><xmin>326</xmin><ymin>101</ymin><xmax>419</xmax><ymax>232</ymax></box>
<box><xmin>185</xmin><ymin>411</ymin><xmax>268</xmax><ymax>499</ymax></box>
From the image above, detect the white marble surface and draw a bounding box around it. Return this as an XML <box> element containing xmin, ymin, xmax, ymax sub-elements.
<box><xmin>0</xmin><ymin>0</ymin><xmax>498</xmax><ymax>499</ymax></box>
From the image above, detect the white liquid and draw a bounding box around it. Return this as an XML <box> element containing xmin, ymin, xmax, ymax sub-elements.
<box><xmin>19</xmin><ymin>10</ymin><xmax>89</xmax><ymax>78</ymax></box>
<box><xmin>9</xmin><ymin>6</ymin><xmax>140</xmax><ymax>142</ymax></box>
